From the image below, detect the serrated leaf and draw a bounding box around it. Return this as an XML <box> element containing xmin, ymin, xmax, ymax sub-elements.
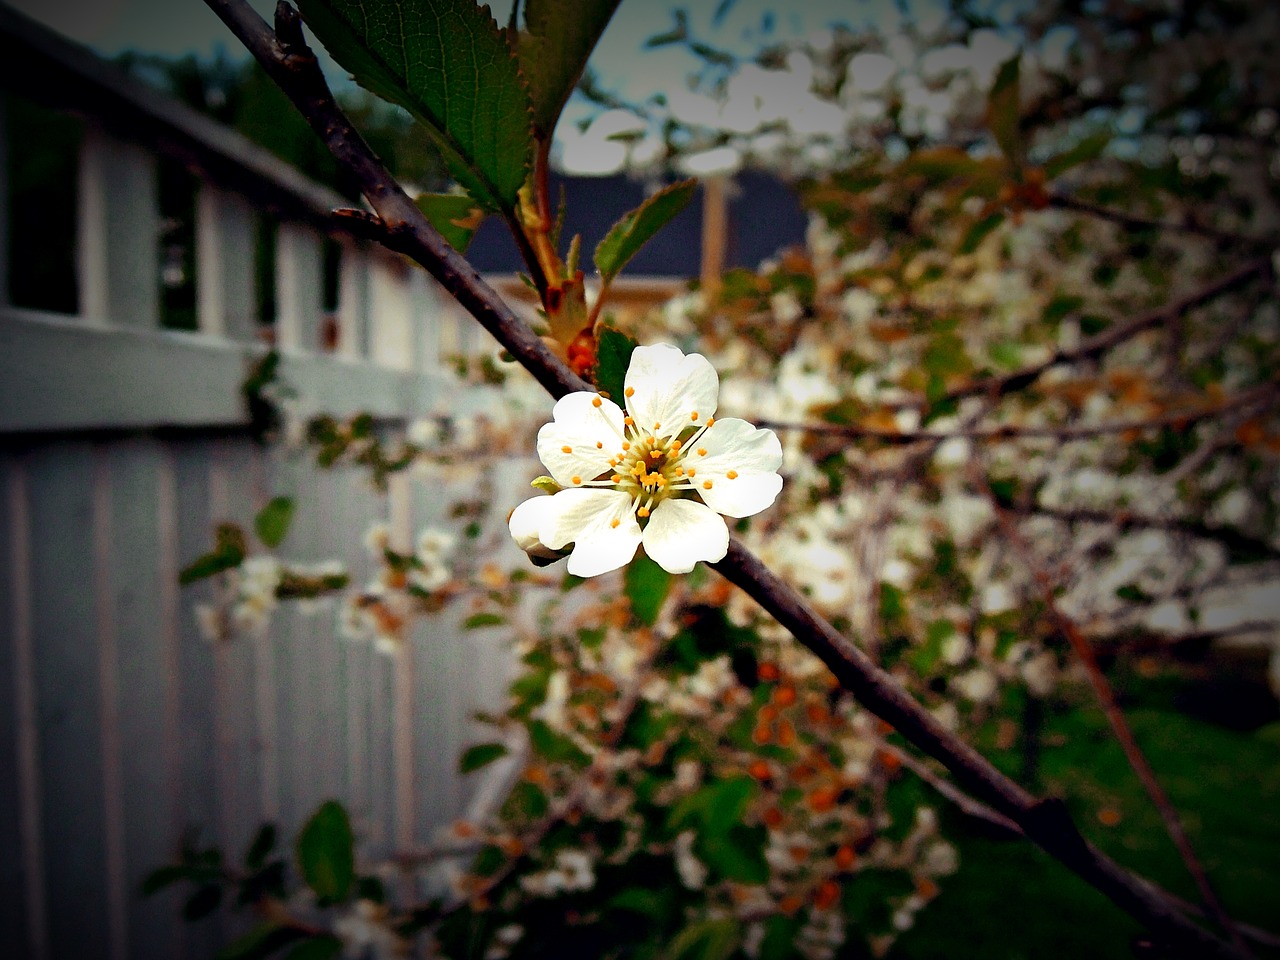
<box><xmin>987</xmin><ymin>54</ymin><xmax>1022</xmax><ymax>165</ymax></box>
<box><xmin>254</xmin><ymin>496</ymin><xmax>294</xmax><ymax>548</ymax></box>
<box><xmin>595</xmin><ymin>179</ymin><xmax>697</xmax><ymax>284</ymax></box>
<box><xmin>283</xmin><ymin>936</ymin><xmax>344</xmax><ymax>960</ymax></box>
<box><xmin>459</xmin><ymin>742</ymin><xmax>508</xmax><ymax>773</ymax></box>
<box><xmin>625</xmin><ymin>552</ymin><xmax>671</xmax><ymax>626</ymax></box>
<box><xmin>519</xmin><ymin>0</ymin><xmax>623</xmax><ymax>141</ymax></box>
<box><xmin>464</xmin><ymin>612</ymin><xmax>507</xmax><ymax>629</ymax></box>
<box><xmin>298</xmin><ymin>0</ymin><xmax>532</xmax><ymax>212</ymax></box>
<box><xmin>665</xmin><ymin>918</ymin><xmax>740</xmax><ymax>960</ymax></box>
<box><xmin>415</xmin><ymin>193</ymin><xmax>485</xmax><ymax>252</ymax></box>
<box><xmin>593</xmin><ymin>326</ymin><xmax>637</xmax><ymax>401</ymax></box>
<box><xmin>296</xmin><ymin>801</ymin><xmax>355</xmax><ymax>903</ymax></box>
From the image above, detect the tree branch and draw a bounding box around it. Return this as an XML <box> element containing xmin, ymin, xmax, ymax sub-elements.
<box><xmin>202</xmin><ymin>3</ymin><xmax>1252</xmax><ymax>956</ymax></box>
<box><xmin>1046</xmin><ymin>191</ymin><xmax>1274</xmax><ymax>247</ymax></box>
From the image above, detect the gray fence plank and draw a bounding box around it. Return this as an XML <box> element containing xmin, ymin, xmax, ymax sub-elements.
<box><xmin>25</xmin><ymin>443</ymin><xmax>110</xmax><ymax>960</ymax></box>
<box><xmin>106</xmin><ymin>439</ymin><xmax>182</xmax><ymax>960</ymax></box>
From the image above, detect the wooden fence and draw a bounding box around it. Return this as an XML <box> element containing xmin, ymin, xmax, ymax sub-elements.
<box><xmin>0</xmin><ymin>8</ymin><xmax>544</xmax><ymax>958</ymax></box>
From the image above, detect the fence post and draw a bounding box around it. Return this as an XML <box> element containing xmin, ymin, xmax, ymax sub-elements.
<box><xmin>369</xmin><ymin>254</ymin><xmax>415</xmax><ymax>370</ymax></box>
<box><xmin>337</xmin><ymin>240</ymin><xmax>369</xmax><ymax>360</ymax></box>
<box><xmin>76</xmin><ymin>126</ymin><xmax>160</xmax><ymax>326</ymax></box>
<box><xmin>195</xmin><ymin>185</ymin><xmax>257</xmax><ymax>341</ymax></box>
<box><xmin>276</xmin><ymin>221</ymin><xmax>324</xmax><ymax>351</ymax></box>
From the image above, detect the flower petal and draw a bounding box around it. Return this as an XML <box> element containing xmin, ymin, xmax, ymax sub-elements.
<box><xmin>537</xmin><ymin>392</ymin><xmax>625</xmax><ymax>486</ymax></box>
<box><xmin>688</xmin><ymin>418</ymin><xmax>784</xmax><ymax>518</ymax></box>
<box><xmin>642</xmin><ymin>498</ymin><xmax>729</xmax><ymax>574</ymax></box>
<box><xmin>624</xmin><ymin>344</ymin><xmax>719</xmax><ymax>438</ymax></box>
<box><xmin>508</xmin><ymin>496</ymin><xmax>562</xmax><ymax>559</ymax></box>
<box><xmin>539</xmin><ymin>488</ymin><xmax>641</xmax><ymax>577</ymax></box>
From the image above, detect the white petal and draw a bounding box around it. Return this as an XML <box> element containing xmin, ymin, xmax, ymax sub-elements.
<box><xmin>508</xmin><ymin>496</ymin><xmax>561</xmax><ymax>559</ymax></box>
<box><xmin>537</xmin><ymin>392</ymin><xmax>625</xmax><ymax>486</ymax></box>
<box><xmin>642</xmin><ymin>498</ymin><xmax>729</xmax><ymax>574</ymax></box>
<box><xmin>624</xmin><ymin>344</ymin><xmax>719</xmax><ymax>438</ymax></box>
<box><xmin>687</xmin><ymin>418</ymin><xmax>784</xmax><ymax>518</ymax></box>
<box><xmin>539</xmin><ymin>489</ymin><xmax>641</xmax><ymax>577</ymax></box>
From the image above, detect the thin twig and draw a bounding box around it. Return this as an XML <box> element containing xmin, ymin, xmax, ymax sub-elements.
<box><xmin>761</xmin><ymin>379</ymin><xmax>1279</xmax><ymax>444</ymax></box>
<box><xmin>979</xmin><ymin>469</ymin><xmax>1255</xmax><ymax>958</ymax></box>
<box><xmin>1046</xmin><ymin>192</ymin><xmax>1273</xmax><ymax>247</ymax></box>
<box><xmin>201</xmin><ymin>4</ymin><xmax>1250</xmax><ymax>956</ymax></box>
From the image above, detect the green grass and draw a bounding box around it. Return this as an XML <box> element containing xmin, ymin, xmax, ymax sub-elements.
<box><xmin>893</xmin><ymin>703</ymin><xmax>1280</xmax><ymax>959</ymax></box>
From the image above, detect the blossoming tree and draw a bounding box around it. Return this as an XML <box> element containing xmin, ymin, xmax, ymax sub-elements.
<box><xmin>156</xmin><ymin>1</ymin><xmax>1279</xmax><ymax>958</ymax></box>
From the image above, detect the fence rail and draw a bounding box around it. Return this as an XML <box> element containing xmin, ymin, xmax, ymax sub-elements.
<box><xmin>0</xmin><ymin>7</ymin><xmax>532</xmax><ymax>959</ymax></box>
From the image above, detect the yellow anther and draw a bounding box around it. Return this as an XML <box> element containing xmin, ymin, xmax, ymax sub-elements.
<box><xmin>622</xmin><ymin>441</ymin><xmax>631</xmax><ymax>451</ymax></box>
<box><xmin>609</xmin><ymin>458</ymin><xmax>617</xmax><ymax>467</ymax></box>
<box><xmin>676</xmin><ymin>466</ymin><xmax>685</xmax><ymax>476</ymax></box>
<box><xmin>691</xmin><ymin>411</ymin><xmax>699</xmax><ymax>421</ymax></box>
<box><xmin>687</xmin><ymin>468</ymin><xmax>696</xmax><ymax>478</ymax></box>
<box><xmin>592</xmin><ymin>396</ymin><xmax>602</xmax><ymax>408</ymax></box>
<box><xmin>649</xmin><ymin>450</ymin><xmax>661</xmax><ymax>459</ymax></box>
<box><xmin>625</xmin><ymin>386</ymin><xmax>635</xmax><ymax>397</ymax></box>
<box><xmin>624</xmin><ymin>416</ymin><xmax>634</xmax><ymax>426</ymax></box>
<box><xmin>596</xmin><ymin>441</ymin><xmax>604</xmax><ymax>449</ymax></box>
<box><xmin>706</xmin><ymin>417</ymin><xmax>715</xmax><ymax>427</ymax></box>
<box><xmin>572</xmin><ymin>476</ymin><xmax>582</xmax><ymax>485</ymax></box>
<box><xmin>611</xmin><ymin>474</ymin><xmax>623</xmax><ymax>484</ymax></box>
<box><xmin>562</xmin><ymin>445</ymin><xmax>573</xmax><ymax>454</ymax></box>
<box><xmin>671</xmin><ymin>441</ymin><xmax>682</xmax><ymax>452</ymax></box>
<box><xmin>697</xmin><ymin>448</ymin><xmax>707</xmax><ymax>457</ymax></box>
<box><xmin>610</xmin><ymin>518</ymin><xmax>620</xmax><ymax>529</ymax></box>
<box><xmin>656</xmin><ymin>476</ymin><xmax>667</xmax><ymax>487</ymax></box>
<box><xmin>727</xmin><ymin>470</ymin><xmax>739</xmax><ymax>480</ymax></box>
<box><xmin>703</xmin><ymin>480</ymin><xmax>713</xmax><ymax>490</ymax></box>
<box><xmin>637</xmin><ymin>506</ymin><xmax>650</xmax><ymax>518</ymax></box>
<box><xmin>654</xmin><ymin>422</ymin><xmax>661</xmax><ymax>430</ymax></box>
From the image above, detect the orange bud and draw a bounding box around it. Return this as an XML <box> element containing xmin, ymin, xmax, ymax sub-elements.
<box><xmin>814</xmin><ymin>879</ymin><xmax>841</xmax><ymax>911</ymax></box>
<box><xmin>772</xmin><ymin>685</ymin><xmax>797</xmax><ymax>708</ymax></box>
<box><xmin>834</xmin><ymin>845</ymin><xmax>857</xmax><ymax>871</ymax></box>
<box><xmin>757</xmin><ymin>662</ymin><xmax>780</xmax><ymax>682</ymax></box>
<box><xmin>748</xmin><ymin>759</ymin><xmax>772</xmax><ymax>782</ymax></box>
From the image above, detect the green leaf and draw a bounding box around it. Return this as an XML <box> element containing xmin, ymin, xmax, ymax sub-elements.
<box><xmin>414</xmin><ymin>193</ymin><xmax>485</xmax><ymax>252</ymax></box>
<box><xmin>180</xmin><ymin>523</ymin><xmax>247</xmax><ymax>585</ymax></box>
<box><xmin>141</xmin><ymin>864</ymin><xmax>190</xmax><ymax>896</ymax></box>
<box><xmin>254</xmin><ymin>496</ymin><xmax>294</xmax><ymax>548</ymax></box>
<box><xmin>595</xmin><ymin>179</ymin><xmax>697</xmax><ymax>283</ymax></box>
<box><xmin>297</xmin><ymin>0</ymin><xmax>532</xmax><ymax>212</ymax></box>
<box><xmin>216</xmin><ymin>922</ymin><xmax>308</xmax><ymax>960</ymax></box>
<box><xmin>1043</xmin><ymin>130</ymin><xmax>1111</xmax><ymax>180</ymax></box>
<box><xmin>758</xmin><ymin>915</ymin><xmax>804</xmax><ymax>960</ymax></box>
<box><xmin>987</xmin><ymin>54</ymin><xmax>1022</xmax><ymax>164</ymax></box>
<box><xmin>665</xmin><ymin>918</ymin><xmax>740</xmax><ymax>960</ymax></box>
<box><xmin>527</xmin><ymin>719</ymin><xmax>591</xmax><ymax>768</ymax></box>
<box><xmin>244</xmin><ymin>824</ymin><xmax>276</xmax><ymax>872</ymax></box>
<box><xmin>625</xmin><ymin>552</ymin><xmax>672</xmax><ymax>625</ymax></box>
<box><xmin>464</xmin><ymin>612</ymin><xmax>507</xmax><ymax>629</ymax></box>
<box><xmin>698</xmin><ymin>825</ymin><xmax>769</xmax><ymax>884</ymax></box>
<box><xmin>296</xmin><ymin>801</ymin><xmax>355</xmax><ymax>903</ymax></box>
<box><xmin>282</xmin><ymin>937</ymin><xmax>344</xmax><ymax>960</ymax></box>
<box><xmin>183</xmin><ymin>883</ymin><xmax>223</xmax><ymax>921</ymax></box>
<box><xmin>519</xmin><ymin>0</ymin><xmax>623</xmax><ymax>141</ymax></box>
<box><xmin>459</xmin><ymin>742</ymin><xmax>508</xmax><ymax>773</ymax></box>
<box><xmin>593</xmin><ymin>325</ymin><xmax>637</xmax><ymax>401</ymax></box>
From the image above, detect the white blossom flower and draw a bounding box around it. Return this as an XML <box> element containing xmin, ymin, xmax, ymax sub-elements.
<box><xmin>509</xmin><ymin>344</ymin><xmax>784</xmax><ymax>576</ymax></box>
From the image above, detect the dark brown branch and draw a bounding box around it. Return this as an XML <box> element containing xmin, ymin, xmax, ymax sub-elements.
<box><xmin>203</xmin><ymin>3</ymin><xmax>1249</xmax><ymax>956</ymax></box>
<box><xmin>982</xmin><ymin>476</ymin><xmax>1255</xmax><ymax>958</ymax></box>
<box><xmin>935</xmin><ymin>256</ymin><xmax>1273</xmax><ymax>407</ymax></box>
<box><xmin>1046</xmin><ymin>192</ymin><xmax>1273</xmax><ymax>247</ymax></box>
<box><xmin>761</xmin><ymin>379</ymin><xmax>1279</xmax><ymax>444</ymax></box>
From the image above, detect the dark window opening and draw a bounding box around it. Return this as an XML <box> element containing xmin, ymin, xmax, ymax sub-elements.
<box><xmin>158</xmin><ymin>156</ymin><xmax>198</xmax><ymax>330</ymax></box>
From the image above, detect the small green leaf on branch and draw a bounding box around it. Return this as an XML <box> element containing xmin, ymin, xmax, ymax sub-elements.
<box><xmin>296</xmin><ymin>801</ymin><xmax>355</xmax><ymax>903</ymax></box>
<box><xmin>254</xmin><ymin>496</ymin><xmax>295</xmax><ymax>548</ymax></box>
<box><xmin>625</xmin><ymin>552</ymin><xmax>672</xmax><ymax>626</ymax></box>
<box><xmin>987</xmin><ymin>53</ymin><xmax>1023</xmax><ymax>165</ymax></box>
<box><xmin>414</xmin><ymin>193</ymin><xmax>485</xmax><ymax>252</ymax></box>
<box><xmin>593</xmin><ymin>326</ymin><xmax>638</xmax><ymax>401</ymax></box>
<box><xmin>595</xmin><ymin>179</ymin><xmax>698</xmax><ymax>284</ymax></box>
<box><xmin>460</xmin><ymin>742</ymin><xmax>509</xmax><ymax>773</ymax></box>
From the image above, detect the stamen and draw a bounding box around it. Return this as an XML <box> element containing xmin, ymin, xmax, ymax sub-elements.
<box><xmin>611</xmin><ymin>474</ymin><xmax>623</xmax><ymax>483</ymax></box>
<box><xmin>625</xmin><ymin>387</ymin><xmax>635</xmax><ymax>397</ymax></box>
<box><xmin>562</xmin><ymin>445</ymin><xmax>573</xmax><ymax>454</ymax></box>
<box><xmin>654</xmin><ymin>422</ymin><xmax>661</xmax><ymax>431</ymax></box>
<box><xmin>572</xmin><ymin>476</ymin><xmax>582</xmax><ymax>485</ymax></box>
<box><xmin>637</xmin><ymin>506</ymin><xmax>650</xmax><ymax>518</ymax></box>
<box><xmin>592</xmin><ymin>397</ymin><xmax>602</xmax><ymax>408</ymax></box>
<box><xmin>596</xmin><ymin>441</ymin><xmax>603</xmax><ymax>449</ymax></box>
<box><xmin>649</xmin><ymin>450</ymin><xmax>661</xmax><ymax>459</ymax></box>
<box><xmin>703</xmin><ymin>480</ymin><xmax>713</xmax><ymax>490</ymax></box>
<box><xmin>697</xmin><ymin>448</ymin><xmax>707</xmax><ymax>456</ymax></box>
<box><xmin>691</xmin><ymin>411</ymin><xmax>699</xmax><ymax>421</ymax></box>
<box><xmin>624</xmin><ymin>416</ymin><xmax>634</xmax><ymax>426</ymax></box>
<box><xmin>727</xmin><ymin>470</ymin><xmax>739</xmax><ymax>479</ymax></box>
<box><xmin>622</xmin><ymin>441</ymin><xmax>631</xmax><ymax>451</ymax></box>
<box><xmin>687</xmin><ymin>468</ymin><xmax>696</xmax><ymax>477</ymax></box>
<box><xmin>706</xmin><ymin>417</ymin><xmax>715</xmax><ymax>427</ymax></box>
<box><xmin>609</xmin><ymin>458</ymin><xmax>617</xmax><ymax>467</ymax></box>
<box><xmin>670</xmin><ymin>441</ymin><xmax>682</xmax><ymax>452</ymax></box>
<box><xmin>610</xmin><ymin>518</ymin><xmax>620</xmax><ymax>529</ymax></box>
